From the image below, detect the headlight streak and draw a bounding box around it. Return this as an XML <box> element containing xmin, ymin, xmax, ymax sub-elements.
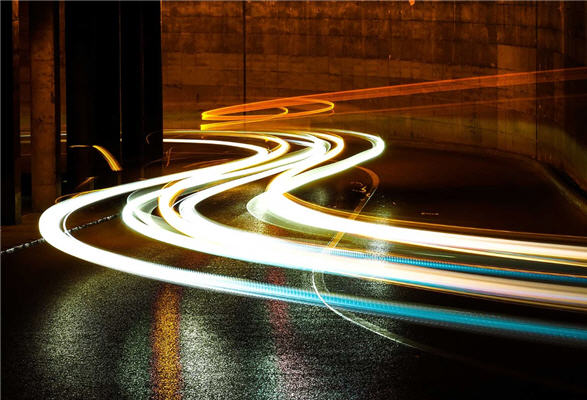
<box><xmin>39</xmin><ymin>179</ymin><xmax>587</xmax><ymax>344</ymax></box>
<box><xmin>282</xmin><ymin>192</ymin><xmax>587</xmax><ymax>246</ymax></box>
<box><xmin>148</xmin><ymin>130</ymin><xmax>587</xmax><ymax>310</ymax></box>
<box><xmin>249</xmin><ymin>197</ymin><xmax>587</xmax><ymax>285</ymax></box>
<box><xmin>39</xmin><ymin>128</ymin><xmax>587</xmax><ymax>342</ymax></box>
<box><xmin>265</xmin><ymin>192</ymin><xmax>587</xmax><ymax>267</ymax></box>
<box><xmin>254</xmin><ymin>128</ymin><xmax>587</xmax><ymax>267</ymax></box>
<box><xmin>198</xmin><ymin>70</ymin><xmax>587</xmax><ymax>268</ymax></box>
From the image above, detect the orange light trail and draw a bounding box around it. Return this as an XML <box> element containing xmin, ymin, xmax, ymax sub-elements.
<box><xmin>202</xmin><ymin>98</ymin><xmax>334</xmax><ymax>130</ymax></box>
<box><xmin>69</xmin><ymin>144</ymin><xmax>122</xmax><ymax>172</ymax></box>
<box><xmin>201</xmin><ymin>67</ymin><xmax>587</xmax><ymax>130</ymax></box>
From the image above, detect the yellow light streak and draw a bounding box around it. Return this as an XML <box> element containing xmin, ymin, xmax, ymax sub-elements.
<box><xmin>69</xmin><ymin>145</ymin><xmax>122</xmax><ymax>171</ymax></box>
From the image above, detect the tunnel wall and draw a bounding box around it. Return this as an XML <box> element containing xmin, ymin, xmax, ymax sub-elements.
<box><xmin>161</xmin><ymin>2</ymin><xmax>245</xmax><ymax>126</ymax></box>
<box><xmin>534</xmin><ymin>2</ymin><xmax>587</xmax><ymax>191</ymax></box>
<box><xmin>16</xmin><ymin>2</ymin><xmax>585</xmax><ymax>190</ymax></box>
<box><xmin>161</xmin><ymin>1</ymin><xmax>586</xmax><ymax>191</ymax></box>
<box><xmin>161</xmin><ymin>1</ymin><xmax>587</xmax><ymax>191</ymax></box>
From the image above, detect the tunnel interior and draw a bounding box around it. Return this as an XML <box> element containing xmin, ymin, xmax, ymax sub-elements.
<box><xmin>4</xmin><ymin>1</ymin><xmax>586</xmax><ymax>222</ymax></box>
<box><xmin>2</xmin><ymin>2</ymin><xmax>587</xmax><ymax>400</ymax></box>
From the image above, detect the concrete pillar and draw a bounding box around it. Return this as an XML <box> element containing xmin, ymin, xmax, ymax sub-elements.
<box><xmin>120</xmin><ymin>1</ymin><xmax>163</xmax><ymax>182</ymax></box>
<box><xmin>29</xmin><ymin>1</ymin><xmax>60</xmax><ymax>211</ymax></box>
<box><xmin>1</xmin><ymin>0</ymin><xmax>22</xmax><ymax>224</ymax></box>
<box><xmin>65</xmin><ymin>1</ymin><xmax>120</xmax><ymax>192</ymax></box>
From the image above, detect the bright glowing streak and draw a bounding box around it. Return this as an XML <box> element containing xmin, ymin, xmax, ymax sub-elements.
<box><xmin>70</xmin><ymin>145</ymin><xmax>122</xmax><ymax>172</ymax></box>
<box><xmin>252</xmin><ymin>129</ymin><xmax>587</xmax><ymax>267</ymax></box>
<box><xmin>283</xmin><ymin>192</ymin><xmax>586</xmax><ymax>247</ymax></box>
<box><xmin>92</xmin><ymin>145</ymin><xmax>122</xmax><ymax>171</ymax></box>
<box><xmin>142</xmin><ymin>130</ymin><xmax>587</xmax><ymax>309</ymax></box>
<box><xmin>201</xmin><ymin>98</ymin><xmax>335</xmax><ymax>130</ymax></box>
<box><xmin>37</xmin><ymin>133</ymin><xmax>587</xmax><ymax>342</ymax></box>
<box><xmin>198</xmin><ymin>68</ymin><xmax>587</xmax><ymax>267</ymax></box>
<box><xmin>34</xmin><ymin>204</ymin><xmax>587</xmax><ymax>343</ymax></box>
<box><xmin>39</xmin><ymin>129</ymin><xmax>587</xmax><ymax>344</ymax></box>
<box><xmin>200</xmin><ymin>67</ymin><xmax>587</xmax><ymax>129</ymax></box>
<box><xmin>266</xmin><ymin>193</ymin><xmax>587</xmax><ymax>266</ymax></box>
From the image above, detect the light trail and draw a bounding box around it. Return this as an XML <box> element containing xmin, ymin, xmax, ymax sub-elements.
<box><xmin>282</xmin><ymin>192</ymin><xmax>587</xmax><ymax>245</ymax></box>
<box><xmin>39</xmin><ymin>72</ymin><xmax>587</xmax><ymax>342</ymax></box>
<box><xmin>197</xmin><ymin>68</ymin><xmax>587</xmax><ymax>268</ymax></box>
<box><xmin>38</xmin><ymin>130</ymin><xmax>587</xmax><ymax>340</ymax></box>
<box><xmin>202</xmin><ymin>98</ymin><xmax>334</xmax><ymax>130</ymax></box>
<box><xmin>201</xmin><ymin>67</ymin><xmax>587</xmax><ymax>129</ymax></box>
<box><xmin>70</xmin><ymin>144</ymin><xmax>123</xmax><ymax>171</ymax></box>
<box><xmin>259</xmin><ymin>183</ymin><xmax>587</xmax><ymax>268</ymax></box>
<box><xmin>38</xmin><ymin>152</ymin><xmax>587</xmax><ymax>343</ymax></box>
<box><xmin>137</xmin><ymin>130</ymin><xmax>586</xmax><ymax>310</ymax></box>
<box><xmin>197</xmin><ymin>70</ymin><xmax>587</xmax><ymax>267</ymax></box>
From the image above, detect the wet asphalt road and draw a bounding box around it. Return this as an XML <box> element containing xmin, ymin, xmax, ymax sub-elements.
<box><xmin>2</xmin><ymin>141</ymin><xmax>587</xmax><ymax>399</ymax></box>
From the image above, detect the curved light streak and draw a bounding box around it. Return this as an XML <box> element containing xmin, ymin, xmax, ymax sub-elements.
<box><xmin>142</xmin><ymin>130</ymin><xmax>586</xmax><ymax>310</ymax></box>
<box><xmin>70</xmin><ymin>144</ymin><xmax>123</xmax><ymax>172</ymax></box>
<box><xmin>201</xmin><ymin>67</ymin><xmax>587</xmax><ymax>130</ymax></box>
<box><xmin>202</xmin><ymin>98</ymin><xmax>334</xmax><ymax>130</ymax></box>
<box><xmin>248</xmin><ymin>129</ymin><xmax>587</xmax><ymax>268</ymax></box>
<box><xmin>38</xmin><ymin>131</ymin><xmax>587</xmax><ymax>343</ymax></box>
<box><xmin>39</xmin><ymin>123</ymin><xmax>587</xmax><ymax>341</ymax></box>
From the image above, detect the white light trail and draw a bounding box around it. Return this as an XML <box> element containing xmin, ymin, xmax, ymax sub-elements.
<box><xmin>38</xmin><ymin>129</ymin><xmax>587</xmax><ymax>341</ymax></box>
<box><xmin>146</xmin><ymin>130</ymin><xmax>587</xmax><ymax>309</ymax></box>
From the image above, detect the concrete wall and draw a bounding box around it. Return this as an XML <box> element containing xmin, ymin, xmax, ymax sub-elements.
<box><xmin>162</xmin><ymin>2</ymin><xmax>245</xmax><ymax>126</ymax></box>
<box><xmin>16</xmin><ymin>2</ymin><xmax>585</xmax><ymax>190</ymax></box>
<box><xmin>161</xmin><ymin>1</ymin><xmax>502</xmax><ymax>124</ymax></box>
<box><xmin>161</xmin><ymin>1</ymin><xmax>587</xmax><ymax>190</ymax></box>
<box><xmin>535</xmin><ymin>2</ymin><xmax>587</xmax><ymax>191</ymax></box>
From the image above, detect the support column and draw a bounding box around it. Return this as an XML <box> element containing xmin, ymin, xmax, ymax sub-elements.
<box><xmin>120</xmin><ymin>1</ymin><xmax>163</xmax><ymax>182</ymax></box>
<box><xmin>142</xmin><ymin>2</ymin><xmax>163</xmax><ymax>178</ymax></box>
<box><xmin>1</xmin><ymin>0</ymin><xmax>21</xmax><ymax>224</ymax></box>
<box><xmin>65</xmin><ymin>1</ymin><xmax>120</xmax><ymax>192</ymax></box>
<box><xmin>29</xmin><ymin>1</ymin><xmax>60</xmax><ymax>211</ymax></box>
